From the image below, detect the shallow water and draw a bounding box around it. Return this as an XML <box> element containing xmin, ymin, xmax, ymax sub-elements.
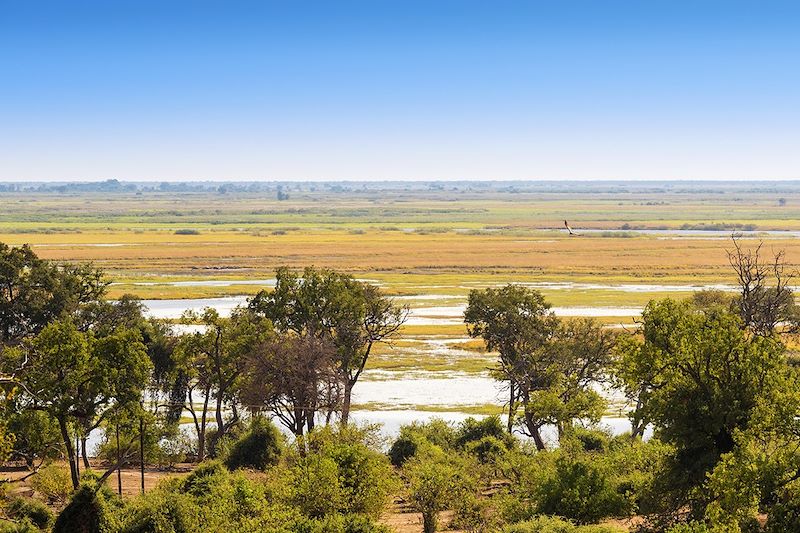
<box><xmin>405</xmin><ymin>304</ymin><xmax>643</xmax><ymax>324</ymax></box>
<box><xmin>142</xmin><ymin>296</ymin><xmax>249</xmax><ymax>319</ymax></box>
<box><xmin>354</xmin><ymin>372</ymin><xmax>503</xmax><ymax>407</ymax></box>
<box><xmin>132</xmin><ymin>279</ymin><xmax>276</xmax><ymax>287</ymax></box>
<box><xmin>141</xmin><ymin>297</ymin><xmax>644</xmax><ymax>322</ymax></box>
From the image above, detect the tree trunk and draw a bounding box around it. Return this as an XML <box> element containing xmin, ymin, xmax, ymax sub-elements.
<box><xmin>530</xmin><ymin>427</ymin><xmax>546</xmax><ymax>451</ymax></box>
<box><xmin>210</xmin><ymin>391</ymin><xmax>225</xmax><ymax>457</ymax></box>
<box><xmin>523</xmin><ymin>410</ymin><xmax>546</xmax><ymax>451</ymax></box>
<box><xmin>341</xmin><ymin>380</ymin><xmax>353</xmax><ymax>426</ymax></box>
<box><xmin>139</xmin><ymin>417</ymin><xmax>145</xmax><ymax>494</ymax></box>
<box><xmin>58</xmin><ymin>416</ymin><xmax>79</xmax><ymax>489</ymax></box>
<box><xmin>81</xmin><ymin>437</ymin><xmax>90</xmax><ymax>469</ymax></box>
<box><xmin>116</xmin><ymin>425</ymin><xmax>122</xmax><ymax>496</ymax></box>
<box><xmin>630</xmin><ymin>396</ymin><xmax>646</xmax><ymax>439</ymax></box>
<box><xmin>197</xmin><ymin>386</ymin><xmax>211</xmax><ymax>462</ymax></box>
<box><xmin>422</xmin><ymin>511</ymin><xmax>437</xmax><ymax>533</ymax></box>
<box><xmin>506</xmin><ymin>383</ymin><xmax>515</xmax><ymax>433</ymax></box>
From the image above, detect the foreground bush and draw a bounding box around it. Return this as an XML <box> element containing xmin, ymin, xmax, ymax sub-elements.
<box><xmin>30</xmin><ymin>463</ymin><xmax>73</xmax><ymax>505</ymax></box>
<box><xmin>5</xmin><ymin>497</ymin><xmax>54</xmax><ymax>529</ymax></box>
<box><xmin>502</xmin><ymin>515</ymin><xmax>625</xmax><ymax>533</ymax></box>
<box><xmin>537</xmin><ymin>456</ymin><xmax>628</xmax><ymax>524</ymax></box>
<box><xmin>287</xmin><ymin>425</ymin><xmax>397</xmax><ymax>518</ymax></box>
<box><xmin>388</xmin><ymin>418</ymin><xmax>457</xmax><ymax>467</ymax></box>
<box><xmin>49</xmin><ymin>427</ymin><xmax>395</xmax><ymax>533</ymax></box>
<box><xmin>455</xmin><ymin>416</ymin><xmax>514</xmax><ymax>451</ymax></box>
<box><xmin>101</xmin><ymin>458</ymin><xmax>391</xmax><ymax>533</ymax></box>
<box><xmin>223</xmin><ymin>417</ymin><xmax>283</xmax><ymax>471</ymax></box>
<box><xmin>405</xmin><ymin>448</ymin><xmax>478</xmax><ymax>533</ymax></box>
<box><xmin>53</xmin><ymin>477</ymin><xmax>119</xmax><ymax>533</ymax></box>
<box><xmin>0</xmin><ymin>520</ymin><xmax>42</xmax><ymax>533</ymax></box>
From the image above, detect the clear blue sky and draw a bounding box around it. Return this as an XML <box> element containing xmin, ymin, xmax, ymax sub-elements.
<box><xmin>1</xmin><ymin>0</ymin><xmax>798</xmax><ymax>181</ymax></box>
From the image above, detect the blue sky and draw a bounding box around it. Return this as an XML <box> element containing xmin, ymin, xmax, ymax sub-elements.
<box><xmin>1</xmin><ymin>0</ymin><xmax>798</xmax><ymax>181</ymax></box>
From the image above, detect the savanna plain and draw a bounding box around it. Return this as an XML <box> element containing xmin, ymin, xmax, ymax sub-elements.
<box><xmin>4</xmin><ymin>181</ymin><xmax>800</xmax><ymax>533</ymax></box>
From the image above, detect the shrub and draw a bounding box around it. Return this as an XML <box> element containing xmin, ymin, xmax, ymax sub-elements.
<box><xmin>388</xmin><ymin>432</ymin><xmax>421</xmax><ymax>467</ymax></box>
<box><xmin>325</xmin><ymin>442</ymin><xmax>396</xmax><ymax>517</ymax></box>
<box><xmin>455</xmin><ymin>416</ymin><xmax>514</xmax><ymax>450</ymax></box>
<box><xmin>502</xmin><ymin>515</ymin><xmax>625</xmax><ymax>533</ymax></box>
<box><xmin>537</xmin><ymin>456</ymin><xmax>627</xmax><ymax>524</ymax></box>
<box><xmin>464</xmin><ymin>435</ymin><xmax>509</xmax><ymax>465</ymax></box>
<box><xmin>0</xmin><ymin>520</ymin><xmax>42</xmax><ymax>533</ymax></box>
<box><xmin>406</xmin><ymin>450</ymin><xmax>477</xmax><ymax>533</ymax></box>
<box><xmin>5</xmin><ymin>497</ymin><xmax>54</xmax><ymax>529</ymax></box>
<box><xmin>388</xmin><ymin>419</ymin><xmax>457</xmax><ymax>466</ymax></box>
<box><xmin>765</xmin><ymin>497</ymin><xmax>800</xmax><ymax>533</ymax></box>
<box><xmin>287</xmin><ymin>454</ymin><xmax>344</xmax><ymax>518</ymax></box>
<box><xmin>31</xmin><ymin>463</ymin><xmax>73</xmax><ymax>504</ymax></box>
<box><xmin>174</xmin><ymin>229</ymin><xmax>200</xmax><ymax>235</ymax></box>
<box><xmin>562</xmin><ymin>427</ymin><xmax>612</xmax><ymax>453</ymax></box>
<box><xmin>53</xmin><ymin>480</ymin><xmax>117</xmax><ymax>533</ymax></box>
<box><xmin>297</xmin><ymin>513</ymin><xmax>391</xmax><ymax>533</ymax></box>
<box><xmin>182</xmin><ymin>460</ymin><xmax>229</xmax><ymax>497</ymax></box>
<box><xmin>451</xmin><ymin>494</ymin><xmax>496</xmax><ymax>533</ymax></box>
<box><xmin>223</xmin><ymin>417</ymin><xmax>283</xmax><ymax>471</ymax></box>
<box><xmin>665</xmin><ymin>523</ymin><xmax>713</xmax><ymax>533</ymax></box>
<box><xmin>502</xmin><ymin>515</ymin><xmax>575</xmax><ymax>533</ymax></box>
<box><xmin>116</xmin><ymin>490</ymin><xmax>200</xmax><ymax>533</ymax></box>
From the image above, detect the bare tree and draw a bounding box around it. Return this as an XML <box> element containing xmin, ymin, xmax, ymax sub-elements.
<box><xmin>727</xmin><ymin>234</ymin><xmax>799</xmax><ymax>336</ymax></box>
<box><xmin>240</xmin><ymin>334</ymin><xmax>342</xmax><ymax>439</ymax></box>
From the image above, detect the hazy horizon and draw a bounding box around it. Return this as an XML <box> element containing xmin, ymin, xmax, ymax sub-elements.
<box><xmin>2</xmin><ymin>0</ymin><xmax>799</xmax><ymax>182</ymax></box>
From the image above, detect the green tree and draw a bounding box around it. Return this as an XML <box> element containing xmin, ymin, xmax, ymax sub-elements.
<box><xmin>0</xmin><ymin>243</ymin><xmax>106</xmax><ymax>345</ymax></box>
<box><xmin>466</xmin><ymin>287</ymin><xmax>614</xmax><ymax>448</ymax></box>
<box><xmin>2</xmin><ymin>319</ymin><xmax>152</xmax><ymax>488</ymax></box>
<box><xmin>240</xmin><ymin>332</ymin><xmax>340</xmax><ymax>438</ymax></box>
<box><xmin>249</xmin><ymin>267</ymin><xmax>406</xmax><ymax>425</ymax></box>
<box><xmin>615</xmin><ymin>298</ymin><xmax>785</xmax><ymax>517</ymax></box>
<box><xmin>465</xmin><ymin>285</ymin><xmax>557</xmax><ymax>442</ymax></box>
<box><xmin>175</xmin><ymin>307</ymin><xmax>272</xmax><ymax>460</ymax></box>
<box><xmin>223</xmin><ymin>416</ymin><xmax>283</xmax><ymax>471</ymax></box>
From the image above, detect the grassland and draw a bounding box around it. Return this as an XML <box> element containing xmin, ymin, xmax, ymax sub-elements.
<box><xmin>4</xmin><ymin>182</ymin><xmax>799</xmax><ymax>415</ymax></box>
<box><xmin>4</xmin><ymin>184</ymin><xmax>800</xmax><ymax>304</ymax></box>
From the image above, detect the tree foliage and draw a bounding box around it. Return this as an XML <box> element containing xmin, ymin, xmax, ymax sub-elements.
<box><xmin>249</xmin><ymin>267</ymin><xmax>406</xmax><ymax>425</ymax></box>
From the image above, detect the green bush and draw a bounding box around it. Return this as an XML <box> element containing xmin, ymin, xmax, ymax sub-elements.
<box><xmin>388</xmin><ymin>419</ymin><xmax>457</xmax><ymax>466</ymax></box>
<box><xmin>182</xmin><ymin>460</ymin><xmax>229</xmax><ymax>497</ymax></box>
<box><xmin>30</xmin><ymin>462</ymin><xmax>73</xmax><ymax>504</ymax></box>
<box><xmin>388</xmin><ymin>432</ymin><xmax>420</xmax><ymax>467</ymax></box>
<box><xmin>0</xmin><ymin>519</ymin><xmax>42</xmax><ymax>533</ymax></box>
<box><xmin>116</xmin><ymin>490</ymin><xmax>200</xmax><ymax>533</ymax></box>
<box><xmin>295</xmin><ymin>513</ymin><xmax>391</xmax><ymax>533</ymax></box>
<box><xmin>765</xmin><ymin>497</ymin><xmax>800</xmax><ymax>533</ymax></box>
<box><xmin>537</xmin><ymin>456</ymin><xmax>627</xmax><ymax>524</ymax></box>
<box><xmin>288</xmin><ymin>454</ymin><xmax>345</xmax><ymax>518</ymax></box>
<box><xmin>562</xmin><ymin>428</ymin><xmax>612</xmax><ymax>453</ymax></box>
<box><xmin>502</xmin><ymin>515</ymin><xmax>624</xmax><ymax>533</ymax></box>
<box><xmin>664</xmin><ymin>522</ymin><xmax>713</xmax><ymax>533</ymax></box>
<box><xmin>464</xmin><ymin>435</ymin><xmax>509</xmax><ymax>465</ymax></box>
<box><xmin>53</xmin><ymin>479</ymin><xmax>118</xmax><ymax>533</ymax></box>
<box><xmin>455</xmin><ymin>416</ymin><xmax>514</xmax><ymax>450</ymax></box>
<box><xmin>223</xmin><ymin>417</ymin><xmax>283</xmax><ymax>471</ymax></box>
<box><xmin>325</xmin><ymin>442</ymin><xmax>396</xmax><ymax>517</ymax></box>
<box><xmin>405</xmin><ymin>449</ymin><xmax>478</xmax><ymax>533</ymax></box>
<box><xmin>5</xmin><ymin>497</ymin><xmax>54</xmax><ymax>529</ymax></box>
